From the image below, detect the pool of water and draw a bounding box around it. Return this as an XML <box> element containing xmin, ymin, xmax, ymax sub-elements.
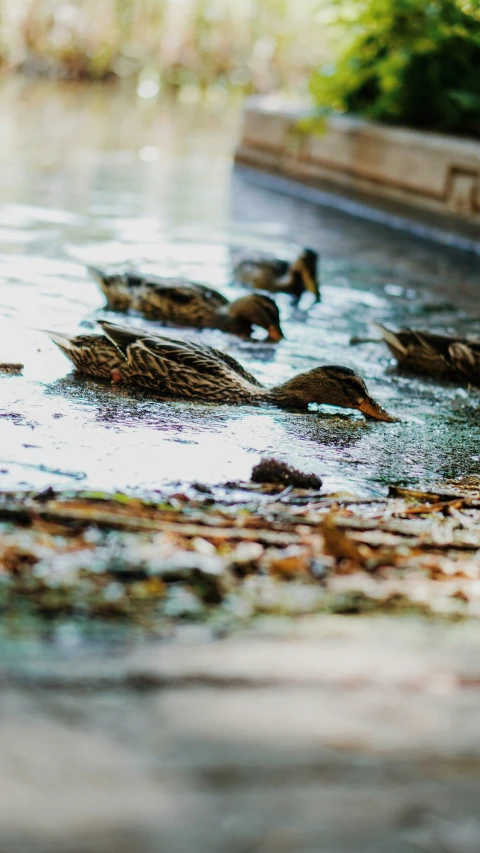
<box><xmin>0</xmin><ymin>77</ymin><xmax>479</xmax><ymax>498</ymax></box>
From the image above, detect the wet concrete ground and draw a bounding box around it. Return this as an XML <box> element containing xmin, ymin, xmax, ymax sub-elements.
<box><xmin>3</xmin><ymin>616</ymin><xmax>480</xmax><ymax>853</ymax></box>
<box><xmin>1</xmin><ymin>78</ymin><xmax>480</xmax><ymax>852</ymax></box>
<box><xmin>0</xmin><ymin>77</ymin><xmax>479</xmax><ymax>498</ymax></box>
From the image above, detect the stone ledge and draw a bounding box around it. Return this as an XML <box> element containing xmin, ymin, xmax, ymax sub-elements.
<box><xmin>235</xmin><ymin>96</ymin><xmax>480</xmax><ymax>244</ymax></box>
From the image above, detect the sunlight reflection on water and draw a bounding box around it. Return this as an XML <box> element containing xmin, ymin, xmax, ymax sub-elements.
<box><xmin>0</xmin><ymin>78</ymin><xmax>479</xmax><ymax>497</ymax></box>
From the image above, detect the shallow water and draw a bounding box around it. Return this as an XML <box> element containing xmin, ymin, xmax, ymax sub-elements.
<box><xmin>0</xmin><ymin>77</ymin><xmax>479</xmax><ymax>498</ymax></box>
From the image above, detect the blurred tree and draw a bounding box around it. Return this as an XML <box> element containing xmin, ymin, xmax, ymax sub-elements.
<box><xmin>310</xmin><ymin>0</ymin><xmax>480</xmax><ymax>137</ymax></box>
<box><xmin>0</xmin><ymin>0</ymin><xmax>327</xmax><ymax>93</ymax></box>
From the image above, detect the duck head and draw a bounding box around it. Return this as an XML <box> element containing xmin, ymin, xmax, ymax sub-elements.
<box><xmin>226</xmin><ymin>294</ymin><xmax>284</xmax><ymax>341</ymax></box>
<box><xmin>271</xmin><ymin>365</ymin><xmax>395</xmax><ymax>420</ymax></box>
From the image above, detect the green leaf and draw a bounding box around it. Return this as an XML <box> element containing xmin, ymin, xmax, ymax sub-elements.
<box><xmin>309</xmin><ymin>0</ymin><xmax>480</xmax><ymax>137</ymax></box>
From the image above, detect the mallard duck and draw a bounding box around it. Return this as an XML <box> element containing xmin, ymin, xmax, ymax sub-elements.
<box><xmin>233</xmin><ymin>248</ymin><xmax>320</xmax><ymax>301</ymax></box>
<box><xmin>87</xmin><ymin>267</ymin><xmax>283</xmax><ymax>342</ymax></box>
<box><xmin>376</xmin><ymin>324</ymin><xmax>480</xmax><ymax>387</ymax></box>
<box><xmin>49</xmin><ymin>320</ymin><xmax>394</xmax><ymax>421</ymax></box>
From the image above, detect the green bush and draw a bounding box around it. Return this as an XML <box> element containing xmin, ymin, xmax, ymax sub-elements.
<box><xmin>309</xmin><ymin>0</ymin><xmax>480</xmax><ymax>137</ymax></box>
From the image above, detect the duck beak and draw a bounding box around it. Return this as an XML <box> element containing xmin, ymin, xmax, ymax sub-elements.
<box><xmin>267</xmin><ymin>325</ymin><xmax>284</xmax><ymax>342</ymax></box>
<box><xmin>358</xmin><ymin>396</ymin><xmax>396</xmax><ymax>422</ymax></box>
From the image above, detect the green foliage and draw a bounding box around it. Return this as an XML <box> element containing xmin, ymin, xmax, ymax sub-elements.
<box><xmin>310</xmin><ymin>0</ymin><xmax>480</xmax><ymax>137</ymax></box>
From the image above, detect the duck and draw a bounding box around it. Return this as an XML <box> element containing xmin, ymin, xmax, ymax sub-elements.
<box><xmin>87</xmin><ymin>267</ymin><xmax>284</xmax><ymax>342</ymax></box>
<box><xmin>376</xmin><ymin>323</ymin><xmax>480</xmax><ymax>387</ymax></box>
<box><xmin>233</xmin><ymin>248</ymin><xmax>320</xmax><ymax>301</ymax></box>
<box><xmin>49</xmin><ymin>320</ymin><xmax>395</xmax><ymax>421</ymax></box>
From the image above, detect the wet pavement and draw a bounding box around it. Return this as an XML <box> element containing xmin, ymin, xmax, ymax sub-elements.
<box><xmin>0</xmin><ymin>77</ymin><xmax>479</xmax><ymax>499</ymax></box>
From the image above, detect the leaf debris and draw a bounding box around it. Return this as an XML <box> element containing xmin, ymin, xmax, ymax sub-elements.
<box><xmin>0</xmin><ymin>481</ymin><xmax>480</xmax><ymax>626</ymax></box>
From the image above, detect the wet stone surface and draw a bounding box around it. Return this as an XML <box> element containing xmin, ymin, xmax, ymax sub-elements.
<box><xmin>0</xmin><ymin>77</ymin><xmax>479</xmax><ymax>499</ymax></box>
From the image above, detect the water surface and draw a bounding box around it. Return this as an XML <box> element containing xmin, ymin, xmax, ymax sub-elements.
<box><xmin>0</xmin><ymin>77</ymin><xmax>479</xmax><ymax>497</ymax></box>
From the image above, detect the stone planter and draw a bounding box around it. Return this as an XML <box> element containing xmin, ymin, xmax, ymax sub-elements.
<box><xmin>235</xmin><ymin>96</ymin><xmax>480</xmax><ymax>248</ymax></box>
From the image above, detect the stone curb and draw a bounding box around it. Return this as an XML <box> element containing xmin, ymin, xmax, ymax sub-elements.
<box><xmin>235</xmin><ymin>96</ymin><xmax>480</xmax><ymax>249</ymax></box>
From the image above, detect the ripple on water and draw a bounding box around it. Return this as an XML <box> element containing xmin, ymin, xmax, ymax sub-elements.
<box><xmin>0</xmin><ymin>79</ymin><xmax>479</xmax><ymax>496</ymax></box>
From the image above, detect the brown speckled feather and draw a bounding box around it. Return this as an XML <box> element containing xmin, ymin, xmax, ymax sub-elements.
<box><xmin>233</xmin><ymin>248</ymin><xmax>320</xmax><ymax>300</ymax></box>
<box><xmin>377</xmin><ymin>324</ymin><xmax>480</xmax><ymax>386</ymax></box>
<box><xmin>100</xmin><ymin>321</ymin><xmax>263</xmax><ymax>401</ymax></box>
<box><xmin>136</xmin><ymin>278</ymin><xmax>228</xmax><ymax>325</ymax></box>
<box><xmin>49</xmin><ymin>332</ymin><xmax>129</xmax><ymax>381</ymax></box>
<box><xmin>88</xmin><ymin>268</ymin><xmax>283</xmax><ymax>339</ymax></box>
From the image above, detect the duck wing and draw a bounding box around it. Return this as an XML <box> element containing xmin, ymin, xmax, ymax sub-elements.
<box><xmin>99</xmin><ymin>320</ymin><xmax>260</xmax><ymax>384</ymax></box>
<box><xmin>415</xmin><ymin>331</ymin><xmax>480</xmax><ymax>385</ymax></box>
<box><xmin>134</xmin><ymin>277</ymin><xmax>228</xmax><ymax>325</ymax></box>
<box><xmin>376</xmin><ymin>324</ymin><xmax>448</xmax><ymax>373</ymax></box>
<box><xmin>203</xmin><ymin>346</ymin><xmax>262</xmax><ymax>386</ymax></box>
<box><xmin>447</xmin><ymin>341</ymin><xmax>480</xmax><ymax>385</ymax></box>
<box><xmin>140</xmin><ymin>277</ymin><xmax>227</xmax><ymax>305</ymax></box>
<box><xmin>99</xmin><ymin>322</ymin><xmax>262</xmax><ymax>400</ymax></box>
<box><xmin>234</xmin><ymin>256</ymin><xmax>290</xmax><ymax>290</ymax></box>
<box><xmin>97</xmin><ymin>321</ymin><xmax>143</xmax><ymax>353</ymax></box>
<box><xmin>127</xmin><ymin>337</ymin><xmax>262</xmax><ymax>402</ymax></box>
<box><xmin>89</xmin><ymin>266</ymin><xmax>229</xmax><ymax>320</ymax></box>
<box><xmin>91</xmin><ymin>269</ymin><xmax>226</xmax><ymax>303</ymax></box>
<box><xmin>376</xmin><ymin>324</ymin><xmax>480</xmax><ymax>385</ymax></box>
<box><xmin>235</xmin><ymin>256</ymin><xmax>289</xmax><ymax>276</ymax></box>
<box><xmin>48</xmin><ymin>331</ymin><xmax>127</xmax><ymax>380</ymax></box>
